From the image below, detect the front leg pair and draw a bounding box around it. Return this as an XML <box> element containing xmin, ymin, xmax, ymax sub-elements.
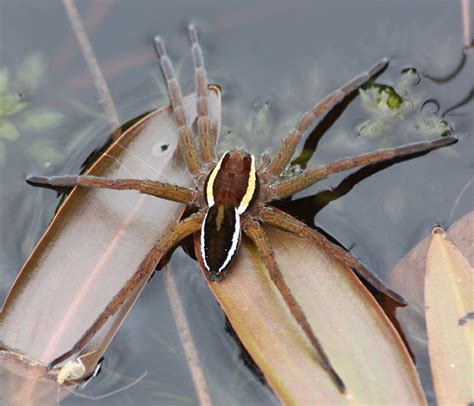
<box><xmin>154</xmin><ymin>25</ymin><xmax>217</xmax><ymax>177</ymax></box>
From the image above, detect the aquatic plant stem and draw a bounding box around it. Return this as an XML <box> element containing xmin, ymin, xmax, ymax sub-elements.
<box><xmin>164</xmin><ymin>268</ymin><xmax>212</xmax><ymax>405</ymax></box>
<box><xmin>461</xmin><ymin>0</ymin><xmax>472</xmax><ymax>49</ymax></box>
<box><xmin>63</xmin><ymin>0</ymin><xmax>122</xmax><ymax>140</ymax></box>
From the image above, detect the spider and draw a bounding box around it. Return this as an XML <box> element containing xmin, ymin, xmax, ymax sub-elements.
<box><xmin>27</xmin><ymin>26</ymin><xmax>457</xmax><ymax>393</ymax></box>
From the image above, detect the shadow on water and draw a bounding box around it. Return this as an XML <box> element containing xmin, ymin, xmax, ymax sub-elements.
<box><xmin>0</xmin><ymin>1</ymin><xmax>472</xmax><ymax>405</ymax></box>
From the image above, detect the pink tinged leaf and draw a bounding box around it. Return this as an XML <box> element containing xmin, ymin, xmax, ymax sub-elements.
<box><xmin>425</xmin><ymin>227</ymin><xmax>474</xmax><ymax>405</ymax></box>
<box><xmin>195</xmin><ymin>226</ymin><xmax>426</xmax><ymax>404</ymax></box>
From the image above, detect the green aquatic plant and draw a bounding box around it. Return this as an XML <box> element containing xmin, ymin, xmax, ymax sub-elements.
<box><xmin>356</xmin><ymin>68</ymin><xmax>452</xmax><ymax>139</ymax></box>
<box><xmin>0</xmin><ymin>53</ymin><xmax>64</xmax><ymax>167</ymax></box>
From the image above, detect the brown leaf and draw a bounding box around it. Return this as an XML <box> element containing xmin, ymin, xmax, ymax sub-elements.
<box><xmin>0</xmin><ymin>87</ymin><xmax>221</xmax><ymax>404</ymax></box>
<box><xmin>387</xmin><ymin>211</ymin><xmax>474</xmax><ymax>403</ymax></box>
<box><xmin>387</xmin><ymin>211</ymin><xmax>474</xmax><ymax>354</ymax></box>
<box><xmin>196</xmin><ymin>226</ymin><xmax>426</xmax><ymax>404</ymax></box>
<box><xmin>425</xmin><ymin>227</ymin><xmax>474</xmax><ymax>405</ymax></box>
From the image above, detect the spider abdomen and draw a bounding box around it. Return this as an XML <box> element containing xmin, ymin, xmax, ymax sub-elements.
<box><xmin>201</xmin><ymin>150</ymin><xmax>258</xmax><ymax>280</ymax></box>
<box><xmin>200</xmin><ymin>204</ymin><xmax>241</xmax><ymax>281</ymax></box>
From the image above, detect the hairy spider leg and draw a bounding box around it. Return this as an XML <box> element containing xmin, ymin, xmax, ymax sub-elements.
<box><xmin>259</xmin><ymin>206</ymin><xmax>406</xmax><ymax>304</ymax></box>
<box><xmin>25</xmin><ymin>175</ymin><xmax>197</xmax><ymax>205</ymax></box>
<box><xmin>154</xmin><ymin>36</ymin><xmax>202</xmax><ymax>176</ymax></box>
<box><xmin>269</xmin><ymin>136</ymin><xmax>457</xmax><ymax>200</ymax></box>
<box><xmin>264</xmin><ymin>59</ymin><xmax>389</xmax><ymax>179</ymax></box>
<box><xmin>242</xmin><ymin>218</ymin><xmax>346</xmax><ymax>393</ymax></box>
<box><xmin>189</xmin><ymin>24</ymin><xmax>217</xmax><ymax>166</ymax></box>
<box><xmin>49</xmin><ymin>211</ymin><xmax>205</xmax><ymax>369</ymax></box>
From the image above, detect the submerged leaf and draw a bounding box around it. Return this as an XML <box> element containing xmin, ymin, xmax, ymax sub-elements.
<box><xmin>27</xmin><ymin>142</ymin><xmax>64</xmax><ymax>168</ymax></box>
<box><xmin>20</xmin><ymin>108</ymin><xmax>64</xmax><ymax>132</ymax></box>
<box><xmin>0</xmin><ymin>93</ymin><xmax>28</xmax><ymax>117</ymax></box>
<box><xmin>0</xmin><ymin>119</ymin><xmax>20</xmax><ymax>141</ymax></box>
<box><xmin>425</xmin><ymin>227</ymin><xmax>474</xmax><ymax>405</ymax></box>
<box><xmin>16</xmin><ymin>52</ymin><xmax>46</xmax><ymax>91</ymax></box>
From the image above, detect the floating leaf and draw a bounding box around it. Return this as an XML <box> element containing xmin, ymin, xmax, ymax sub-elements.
<box><xmin>20</xmin><ymin>108</ymin><xmax>64</xmax><ymax>132</ymax></box>
<box><xmin>387</xmin><ymin>211</ymin><xmax>474</xmax><ymax>400</ymax></box>
<box><xmin>196</xmin><ymin>227</ymin><xmax>426</xmax><ymax>404</ymax></box>
<box><xmin>0</xmin><ymin>119</ymin><xmax>20</xmax><ymax>141</ymax></box>
<box><xmin>0</xmin><ymin>67</ymin><xmax>9</xmax><ymax>94</ymax></box>
<box><xmin>425</xmin><ymin>227</ymin><xmax>474</xmax><ymax>405</ymax></box>
<box><xmin>0</xmin><ymin>93</ymin><xmax>28</xmax><ymax>117</ymax></box>
<box><xmin>16</xmin><ymin>52</ymin><xmax>46</xmax><ymax>91</ymax></box>
<box><xmin>0</xmin><ymin>88</ymin><xmax>221</xmax><ymax>405</ymax></box>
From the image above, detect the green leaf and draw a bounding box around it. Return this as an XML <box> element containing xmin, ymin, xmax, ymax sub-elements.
<box><xmin>0</xmin><ymin>93</ymin><xmax>29</xmax><ymax>117</ymax></box>
<box><xmin>16</xmin><ymin>53</ymin><xmax>46</xmax><ymax>91</ymax></box>
<box><xmin>27</xmin><ymin>142</ymin><xmax>64</xmax><ymax>168</ymax></box>
<box><xmin>20</xmin><ymin>108</ymin><xmax>64</xmax><ymax>132</ymax></box>
<box><xmin>0</xmin><ymin>119</ymin><xmax>20</xmax><ymax>141</ymax></box>
<box><xmin>0</xmin><ymin>68</ymin><xmax>9</xmax><ymax>94</ymax></box>
<box><xmin>416</xmin><ymin>114</ymin><xmax>452</xmax><ymax>137</ymax></box>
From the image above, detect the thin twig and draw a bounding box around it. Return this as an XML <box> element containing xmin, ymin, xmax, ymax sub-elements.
<box><xmin>63</xmin><ymin>0</ymin><xmax>122</xmax><ymax>140</ymax></box>
<box><xmin>164</xmin><ymin>269</ymin><xmax>212</xmax><ymax>406</ymax></box>
<box><xmin>461</xmin><ymin>0</ymin><xmax>472</xmax><ymax>49</ymax></box>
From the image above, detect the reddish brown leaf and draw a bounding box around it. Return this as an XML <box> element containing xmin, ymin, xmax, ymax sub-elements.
<box><xmin>0</xmin><ymin>87</ymin><xmax>221</xmax><ymax>404</ymax></box>
<box><xmin>425</xmin><ymin>227</ymin><xmax>473</xmax><ymax>405</ymax></box>
<box><xmin>195</xmin><ymin>226</ymin><xmax>426</xmax><ymax>404</ymax></box>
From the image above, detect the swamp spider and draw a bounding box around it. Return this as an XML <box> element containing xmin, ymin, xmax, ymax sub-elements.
<box><xmin>27</xmin><ymin>26</ymin><xmax>457</xmax><ymax>393</ymax></box>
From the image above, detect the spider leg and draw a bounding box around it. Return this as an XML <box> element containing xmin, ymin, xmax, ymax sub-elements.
<box><xmin>241</xmin><ymin>218</ymin><xmax>346</xmax><ymax>393</ymax></box>
<box><xmin>48</xmin><ymin>210</ymin><xmax>205</xmax><ymax>369</ymax></box>
<box><xmin>265</xmin><ymin>59</ymin><xmax>389</xmax><ymax>178</ymax></box>
<box><xmin>189</xmin><ymin>25</ymin><xmax>216</xmax><ymax>166</ymax></box>
<box><xmin>154</xmin><ymin>36</ymin><xmax>202</xmax><ymax>176</ymax></box>
<box><xmin>259</xmin><ymin>206</ymin><xmax>406</xmax><ymax>305</ymax></box>
<box><xmin>269</xmin><ymin>135</ymin><xmax>457</xmax><ymax>200</ymax></box>
<box><xmin>26</xmin><ymin>175</ymin><xmax>197</xmax><ymax>205</ymax></box>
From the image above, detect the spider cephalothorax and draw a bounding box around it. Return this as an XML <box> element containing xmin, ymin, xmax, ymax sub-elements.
<box><xmin>27</xmin><ymin>25</ymin><xmax>457</xmax><ymax>392</ymax></box>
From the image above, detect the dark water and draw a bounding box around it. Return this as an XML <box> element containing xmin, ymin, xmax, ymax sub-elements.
<box><xmin>0</xmin><ymin>1</ymin><xmax>472</xmax><ymax>405</ymax></box>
